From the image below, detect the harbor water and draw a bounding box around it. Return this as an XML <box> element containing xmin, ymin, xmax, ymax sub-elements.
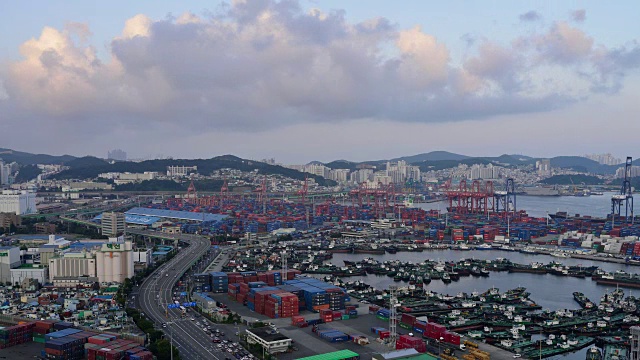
<box><xmin>328</xmin><ymin>194</ymin><xmax>631</xmax><ymax>360</ymax></box>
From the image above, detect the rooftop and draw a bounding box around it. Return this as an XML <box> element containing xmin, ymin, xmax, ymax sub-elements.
<box><xmin>92</xmin><ymin>214</ymin><xmax>161</xmax><ymax>225</ymax></box>
<box><xmin>247</xmin><ymin>327</ymin><xmax>290</xmax><ymax>342</ymax></box>
<box><xmin>125</xmin><ymin>207</ymin><xmax>228</xmax><ymax>223</ymax></box>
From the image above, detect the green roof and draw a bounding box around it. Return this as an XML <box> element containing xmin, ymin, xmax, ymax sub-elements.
<box><xmin>17</xmin><ymin>264</ymin><xmax>44</xmax><ymax>269</ymax></box>
<box><xmin>296</xmin><ymin>350</ymin><xmax>360</xmax><ymax>360</ymax></box>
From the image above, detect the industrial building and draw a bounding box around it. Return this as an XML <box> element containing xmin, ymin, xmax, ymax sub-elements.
<box><xmin>124</xmin><ymin>207</ymin><xmax>228</xmax><ymax>223</ymax></box>
<box><xmin>95</xmin><ymin>241</ymin><xmax>134</xmax><ymax>283</ymax></box>
<box><xmin>0</xmin><ymin>246</ymin><xmax>21</xmax><ymax>283</ymax></box>
<box><xmin>0</xmin><ymin>190</ymin><xmax>36</xmax><ymax>215</ymax></box>
<box><xmin>48</xmin><ymin>251</ymin><xmax>97</xmax><ymax>282</ymax></box>
<box><xmin>100</xmin><ymin>212</ymin><xmax>126</xmax><ymax>237</ymax></box>
<box><xmin>10</xmin><ymin>264</ymin><xmax>48</xmax><ymax>285</ymax></box>
<box><xmin>245</xmin><ymin>327</ymin><xmax>292</xmax><ymax>354</ymax></box>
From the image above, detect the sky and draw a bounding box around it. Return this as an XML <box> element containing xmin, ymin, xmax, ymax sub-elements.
<box><xmin>1</xmin><ymin>0</ymin><xmax>639</xmax><ymax>163</ymax></box>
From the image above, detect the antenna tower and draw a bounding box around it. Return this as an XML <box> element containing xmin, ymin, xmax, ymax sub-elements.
<box><xmin>389</xmin><ymin>285</ymin><xmax>398</xmax><ymax>347</ymax></box>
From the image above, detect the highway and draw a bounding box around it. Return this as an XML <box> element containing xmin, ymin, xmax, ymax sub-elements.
<box><xmin>134</xmin><ymin>230</ymin><xmax>227</xmax><ymax>360</ymax></box>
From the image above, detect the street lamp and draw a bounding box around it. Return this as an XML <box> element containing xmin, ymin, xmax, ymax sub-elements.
<box><xmin>438</xmin><ymin>336</ymin><xmax>444</xmax><ymax>355</ymax></box>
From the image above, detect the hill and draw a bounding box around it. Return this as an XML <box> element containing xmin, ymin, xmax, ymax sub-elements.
<box><xmin>0</xmin><ymin>148</ymin><xmax>76</xmax><ymax>165</ymax></box>
<box><xmin>392</xmin><ymin>151</ymin><xmax>469</xmax><ymax>163</ymax></box>
<box><xmin>539</xmin><ymin>174</ymin><xmax>605</xmax><ymax>185</ymax></box>
<box><xmin>14</xmin><ymin>165</ymin><xmax>42</xmax><ymax>183</ymax></box>
<box><xmin>51</xmin><ymin>155</ymin><xmax>336</xmax><ymax>186</ymax></box>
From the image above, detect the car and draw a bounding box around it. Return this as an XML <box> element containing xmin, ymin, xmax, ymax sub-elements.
<box><xmin>190</xmin><ymin>317</ymin><xmax>195</xmax><ymax>321</ymax></box>
<box><xmin>219</xmin><ymin>332</ymin><xmax>225</xmax><ymax>337</ymax></box>
<box><xmin>213</xmin><ymin>337</ymin><xmax>221</xmax><ymax>343</ymax></box>
<box><xmin>513</xmin><ymin>354</ymin><xmax>521</xmax><ymax>358</ymax></box>
<box><xmin>162</xmin><ymin>323</ymin><xmax>167</xmax><ymax>328</ymax></box>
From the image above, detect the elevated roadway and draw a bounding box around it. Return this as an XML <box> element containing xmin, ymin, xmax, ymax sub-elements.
<box><xmin>134</xmin><ymin>230</ymin><xmax>226</xmax><ymax>359</ymax></box>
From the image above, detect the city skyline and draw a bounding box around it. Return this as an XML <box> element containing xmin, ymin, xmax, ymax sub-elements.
<box><xmin>1</xmin><ymin>1</ymin><xmax>639</xmax><ymax>162</ymax></box>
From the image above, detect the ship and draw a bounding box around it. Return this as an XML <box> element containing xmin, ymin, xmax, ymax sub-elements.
<box><xmin>586</xmin><ymin>346</ymin><xmax>602</xmax><ymax>360</ymax></box>
<box><xmin>523</xmin><ymin>186</ymin><xmax>561</xmax><ymax>196</ymax></box>
<box><xmin>547</xmin><ymin>211</ymin><xmax>608</xmax><ymax>224</ymax></box>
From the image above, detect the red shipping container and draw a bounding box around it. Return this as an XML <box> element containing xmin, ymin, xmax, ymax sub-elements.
<box><xmin>401</xmin><ymin>314</ymin><xmax>416</xmax><ymax>326</ymax></box>
<box><xmin>379</xmin><ymin>330</ymin><xmax>390</xmax><ymax>340</ymax></box>
<box><xmin>432</xmin><ymin>324</ymin><xmax>446</xmax><ymax>334</ymax></box>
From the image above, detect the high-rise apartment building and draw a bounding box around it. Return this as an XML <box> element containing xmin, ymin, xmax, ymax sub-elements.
<box><xmin>107</xmin><ymin>149</ymin><xmax>127</xmax><ymax>161</ymax></box>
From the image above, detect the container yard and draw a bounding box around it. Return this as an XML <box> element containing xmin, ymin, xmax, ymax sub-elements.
<box><xmin>226</xmin><ymin>273</ymin><xmax>350</xmax><ymax>318</ymax></box>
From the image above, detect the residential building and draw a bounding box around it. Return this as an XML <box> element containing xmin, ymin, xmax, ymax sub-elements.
<box><xmin>328</xmin><ymin>169</ymin><xmax>350</xmax><ymax>182</ymax></box>
<box><xmin>0</xmin><ymin>190</ymin><xmax>36</xmax><ymax>215</ymax></box>
<box><xmin>535</xmin><ymin>159</ymin><xmax>552</xmax><ymax>177</ymax></box>
<box><xmin>166</xmin><ymin>165</ymin><xmax>198</xmax><ymax>177</ymax></box>
<box><xmin>246</xmin><ymin>327</ymin><xmax>292</xmax><ymax>354</ymax></box>
<box><xmin>0</xmin><ymin>160</ymin><xmax>11</xmax><ymax>185</ymax></box>
<box><xmin>0</xmin><ymin>246</ymin><xmax>21</xmax><ymax>283</ymax></box>
<box><xmin>350</xmin><ymin>168</ymin><xmax>373</xmax><ymax>184</ymax></box>
<box><xmin>0</xmin><ymin>212</ymin><xmax>21</xmax><ymax>229</ymax></box>
<box><xmin>304</xmin><ymin>164</ymin><xmax>329</xmax><ymax>178</ymax></box>
<box><xmin>584</xmin><ymin>153</ymin><xmax>622</xmax><ymax>165</ymax></box>
<box><xmin>34</xmin><ymin>222</ymin><xmax>57</xmax><ymax>234</ymax></box>
<box><xmin>107</xmin><ymin>149</ymin><xmax>127</xmax><ymax>161</ymax></box>
<box><xmin>469</xmin><ymin>163</ymin><xmax>503</xmax><ymax>179</ymax></box>
<box><xmin>616</xmin><ymin>166</ymin><xmax>640</xmax><ymax>179</ymax></box>
<box><xmin>101</xmin><ymin>212</ymin><xmax>126</xmax><ymax>237</ymax></box>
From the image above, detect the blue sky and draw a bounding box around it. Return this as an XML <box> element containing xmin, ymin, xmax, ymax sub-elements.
<box><xmin>0</xmin><ymin>1</ymin><xmax>639</xmax><ymax>162</ymax></box>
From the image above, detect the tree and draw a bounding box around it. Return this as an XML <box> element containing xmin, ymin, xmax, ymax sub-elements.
<box><xmin>149</xmin><ymin>339</ymin><xmax>180</xmax><ymax>360</ymax></box>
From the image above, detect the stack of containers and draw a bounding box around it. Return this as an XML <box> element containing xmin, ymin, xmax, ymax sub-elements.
<box><xmin>193</xmin><ymin>273</ymin><xmax>211</xmax><ymax>293</ymax></box>
<box><xmin>53</xmin><ymin>322</ymin><xmax>74</xmax><ymax>331</ymax></box>
<box><xmin>376</xmin><ymin>308</ymin><xmax>391</xmax><ymax>321</ymax></box>
<box><xmin>400</xmin><ymin>314</ymin><xmax>416</xmax><ymax>330</ymax></box>
<box><xmin>227</xmin><ymin>284</ymin><xmax>239</xmax><ymax>300</ymax></box>
<box><xmin>85</xmin><ymin>336</ymin><xmax>151</xmax><ymax>360</ymax></box>
<box><xmin>210</xmin><ymin>272</ymin><xmax>228</xmax><ymax>293</ymax></box>
<box><xmin>396</xmin><ymin>335</ymin><xmax>426</xmax><ymax>352</ymax></box>
<box><xmin>0</xmin><ymin>322</ymin><xmax>35</xmax><ymax>349</ymax></box>
<box><xmin>316</xmin><ymin>329</ymin><xmax>349</xmax><ymax>343</ymax></box>
<box><xmin>444</xmin><ymin>332</ymin><xmax>461</xmax><ymax>347</ymax></box>
<box><xmin>227</xmin><ymin>273</ymin><xmax>244</xmax><ymax>284</ymax></box>
<box><xmin>34</xmin><ymin>320</ymin><xmax>57</xmax><ymax>343</ymax></box>
<box><xmin>273</xmin><ymin>292</ymin><xmax>299</xmax><ymax>318</ymax></box>
<box><xmin>370</xmin><ymin>327</ymin><xmax>390</xmax><ymax>339</ymax></box>
<box><xmin>320</xmin><ymin>309</ymin><xmax>333</xmax><ymax>323</ymax></box>
<box><xmin>425</xmin><ymin>322</ymin><xmax>447</xmax><ymax>341</ymax></box>
<box><xmin>45</xmin><ymin>329</ymin><xmax>96</xmax><ymax>360</ymax></box>
<box><xmin>413</xmin><ymin>320</ymin><xmax>427</xmax><ymax>335</ymax></box>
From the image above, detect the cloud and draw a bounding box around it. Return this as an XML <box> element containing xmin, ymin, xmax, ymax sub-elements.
<box><xmin>1</xmin><ymin>0</ymin><xmax>639</xmax><ymax>145</ymax></box>
<box><xmin>533</xmin><ymin>22</ymin><xmax>593</xmax><ymax>64</ymax></box>
<box><xmin>519</xmin><ymin>11</ymin><xmax>542</xmax><ymax>22</ymax></box>
<box><xmin>572</xmin><ymin>9</ymin><xmax>586</xmax><ymax>23</ymax></box>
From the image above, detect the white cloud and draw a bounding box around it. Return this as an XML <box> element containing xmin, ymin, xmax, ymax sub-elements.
<box><xmin>1</xmin><ymin>0</ymin><xmax>639</xmax><ymax>159</ymax></box>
